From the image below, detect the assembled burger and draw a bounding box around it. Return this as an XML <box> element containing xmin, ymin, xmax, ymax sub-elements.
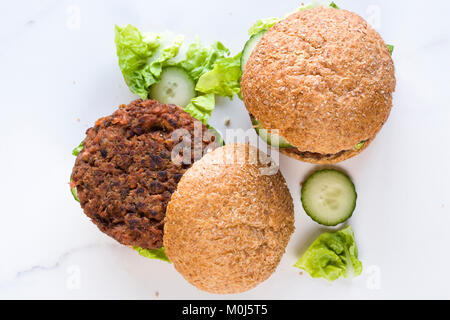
<box><xmin>241</xmin><ymin>7</ymin><xmax>396</xmax><ymax>164</ymax></box>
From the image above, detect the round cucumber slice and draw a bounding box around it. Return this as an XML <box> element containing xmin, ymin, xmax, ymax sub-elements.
<box><xmin>252</xmin><ymin>118</ymin><xmax>293</xmax><ymax>148</ymax></box>
<box><xmin>301</xmin><ymin>169</ymin><xmax>357</xmax><ymax>226</ymax></box>
<box><xmin>241</xmin><ymin>31</ymin><xmax>266</xmax><ymax>72</ymax></box>
<box><xmin>149</xmin><ymin>67</ymin><xmax>196</xmax><ymax>108</ymax></box>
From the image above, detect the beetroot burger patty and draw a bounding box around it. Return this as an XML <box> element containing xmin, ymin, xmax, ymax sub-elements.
<box><xmin>71</xmin><ymin>99</ymin><xmax>217</xmax><ymax>249</ymax></box>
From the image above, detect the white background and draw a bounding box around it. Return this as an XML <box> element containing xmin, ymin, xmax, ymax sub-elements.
<box><xmin>0</xmin><ymin>0</ymin><xmax>449</xmax><ymax>299</ymax></box>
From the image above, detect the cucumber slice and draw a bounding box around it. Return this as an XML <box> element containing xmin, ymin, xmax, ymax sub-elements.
<box><xmin>301</xmin><ymin>169</ymin><xmax>357</xmax><ymax>226</ymax></box>
<box><xmin>252</xmin><ymin>118</ymin><xmax>293</xmax><ymax>148</ymax></box>
<box><xmin>241</xmin><ymin>31</ymin><xmax>266</xmax><ymax>72</ymax></box>
<box><xmin>149</xmin><ymin>67</ymin><xmax>196</xmax><ymax>107</ymax></box>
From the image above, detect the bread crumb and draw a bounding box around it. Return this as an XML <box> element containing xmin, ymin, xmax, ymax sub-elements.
<box><xmin>224</xmin><ymin>117</ymin><xmax>231</xmax><ymax>126</ymax></box>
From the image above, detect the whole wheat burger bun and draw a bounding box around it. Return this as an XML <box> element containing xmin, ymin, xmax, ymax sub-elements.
<box><xmin>163</xmin><ymin>143</ymin><xmax>295</xmax><ymax>294</ymax></box>
<box><xmin>241</xmin><ymin>7</ymin><xmax>396</xmax><ymax>164</ymax></box>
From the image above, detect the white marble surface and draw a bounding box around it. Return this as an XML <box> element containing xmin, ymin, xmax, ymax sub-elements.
<box><xmin>1</xmin><ymin>0</ymin><xmax>449</xmax><ymax>299</ymax></box>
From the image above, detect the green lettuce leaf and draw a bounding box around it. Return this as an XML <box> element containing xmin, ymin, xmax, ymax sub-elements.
<box><xmin>71</xmin><ymin>184</ymin><xmax>80</xmax><ymax>202</ymax></box>
<box><xmin>196</xmin><ymin>53</ymin><xmax>242</xmax><ymax>99</ymax></box>
<box><xmin>178</xmin><ymin>40</ymin><xmax>230</xmax><ymax>82</ymax></box>
<box><xmin>134</xmin><ymin>246</ymin><xmax>171</xmax><ymax>263</ymax></box>
<box><xmin>115</xmin><ymin>25</ymin><xmax>184</xmax><ymax>99</ymax></box>
<box><xmin>248</xmin><ymin>2</ymin><xmax>338</xmax><ymax>36</ymax></box>
<box><xmin>294</xmin><ymin>226</ymin><xmax>363</xmax><ymax>281</ymax></box>
<box><xmin>184</xmin><ymin>93</ymin><xmax>215</xmax><ymax>124</ymax></box>
<box><xmin>70</xmin><ymin>142</ymin><xmax>83</xmax><ymax>203</ymax></box>
<box><xmin>248</xmin><ymin>17</ymin><xmax>280</xmax><ymax>36</ymax></box>
<box><xmin>329</xmin><ymin>2</ymin><xmax>340</xmax><ymax>9</ymax></box>
<box><xmin>72</xmin><ymin>141</ymin><xmax>84</xmax><ymax>156</ymax></box>
<box><xmin>387</xmin><ymin>44</ymin><xmax>394</xmax><ymax>55</ymax></box>
<box><xmin>115</xmin><ymin>25</ymin><xmax>241</xmax><ymax>124</ymax></box>
<box><xmin>149</xmin><ymin>35</ymin><xmax>184</xmax><ymax>78</ymax></box>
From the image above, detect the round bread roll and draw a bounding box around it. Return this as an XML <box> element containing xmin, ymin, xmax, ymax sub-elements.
<box><xmin>164</xmin><ymin>144</ymin><xmax>295</xmax><ymax>294</ymax></box>
<box><xmin>241</xmin><ymin>8</ymin><xmax>396</xmax><ymax>164</ymax></box>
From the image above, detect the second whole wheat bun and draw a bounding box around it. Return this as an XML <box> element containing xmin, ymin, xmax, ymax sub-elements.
<box><xmin>163</xmin><ymin>144</ymin><xmax>295</xmax><ymax>294</ymax></box>
<box><xmin>241</xmin><ymin>7</ymin><xmax>396</xmax><ymax>164</ymax></box>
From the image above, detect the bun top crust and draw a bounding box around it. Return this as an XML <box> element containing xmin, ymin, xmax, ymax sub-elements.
<box><xmin>241</xmin><ymin>8</ymin><xmax>396</xmax><ymax>154</ymax></box>
<box><xmin>163</xmin><ymin>144</ymin><xmax>295</xmax><ymax>294</ymax></box>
